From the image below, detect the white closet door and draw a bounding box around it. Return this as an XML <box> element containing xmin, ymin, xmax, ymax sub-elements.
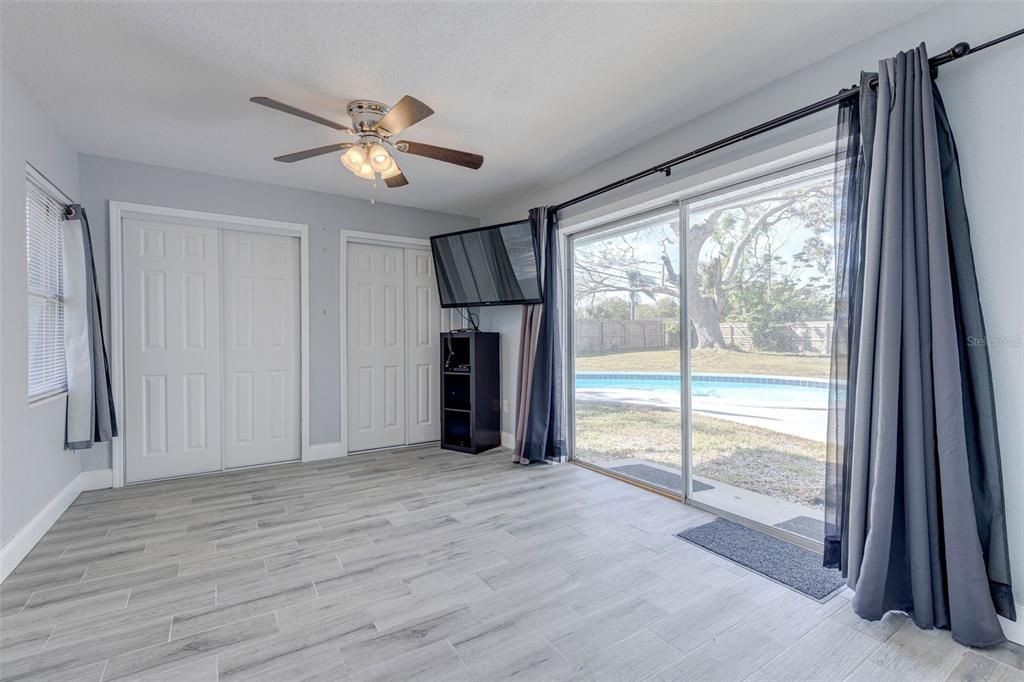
<box><xmin>222</xmin><ymin>231</ymin><xmax>301</xmax><ymax>468</ymax></box>
<box><xmin>405</xmin><ymin>249</ymin><xmax>441</xmax><ymax>444</ymax></box>
<box><xmin>347</xmin><ymin>243</ymin><xmax>405</xmax><ymax>451</ymax></box>
<box><xmin>123</xmin><ymin>219</ymin><xmax>222</xmax><ymax>482</ymax></box>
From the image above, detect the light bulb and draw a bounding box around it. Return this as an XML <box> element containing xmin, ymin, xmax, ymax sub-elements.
<box><xmin>369</xmin><ymin>144</ymin><xmax>391</xmax><ymax>172</ymax></box>
<box><xmin>356</xmin><ymin>162</ymin><xmax>375</xmax><ymax>180</ymax></box>
<box><xmin>341</xmin><ymin>145</ymin><xmax>366</xmax><ymax>173</ymax></box>
<box><xmin>348</xmin><ymin>146</ymin><xmax>367</xmax><ymax>164</ymax></box>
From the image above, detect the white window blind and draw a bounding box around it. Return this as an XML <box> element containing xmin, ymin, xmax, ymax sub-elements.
<box><xmin>26</xmin><ymin>175</ymin><xmax>67</xmax><ymax>401</ymax></box>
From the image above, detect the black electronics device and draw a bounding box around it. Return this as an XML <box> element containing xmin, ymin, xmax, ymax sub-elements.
<box><xmin>430</xmin><ymin>220</ymin><xmax>543</xmax><ymax>308</ymax></box>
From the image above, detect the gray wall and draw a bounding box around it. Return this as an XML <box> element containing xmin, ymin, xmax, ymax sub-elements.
<box><xmin>475</xmin><ymin>2</ymin><xmax>1024</xmax><ymax>606</ymax></box>
<box><xmin>1</xmin><ymin>56</ymin><xmax>84</xmax><ymax>547</ymax></box>
<box><xmin>78</xmin><ymin>155</ymin><xmax>478</xmax><ymax>469</ymax></box>
<box><xmin>0</xmin><ymin>54</ymin><xmax>477</xmax><ymax>546</ymax></box>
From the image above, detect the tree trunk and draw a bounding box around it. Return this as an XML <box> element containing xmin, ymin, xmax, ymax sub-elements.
<box><xmin>688</xmin><ymin>289</ymin><xmax>728</xmax><ymax>348</ymax></box>
<box><xmin>683</xmin><ymin>211</ymin><xmax>729</xmax><ymax>349</ymax></box>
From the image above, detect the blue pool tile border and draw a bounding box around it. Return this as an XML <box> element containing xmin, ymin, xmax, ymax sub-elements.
<box><xmin>575</xmin><ymin>371</ymin><xmax>830</xmax><ymax>389</ymax></box>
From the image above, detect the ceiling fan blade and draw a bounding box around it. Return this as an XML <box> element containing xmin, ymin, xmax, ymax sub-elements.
<box><xmin>385</xmin><ymin>172</ymin><xmax>410</xmax><ymax>188</ymax></box>
<box><xmin>274</xmin><ymin>143</ymin><xmax>351</xmax><ymax>163</ymax></box>
<box><xmin>251</xmin><ymin>96</ymin><xmax>353</xmax><ymax>133</ymax></box>
<box><xmin>374</xmin><ymin>96</ymin><xmax>434</xmax><ymax>136</ymax></box>
<box><xmin>383</xmin><ymin>158</ymin><xmax>409</xmax><ymax>187</ymax></box>
<box><xmin>397</xmin><ymin>140</ymin><xmax>484</xmax><ymax>170</ymax></box>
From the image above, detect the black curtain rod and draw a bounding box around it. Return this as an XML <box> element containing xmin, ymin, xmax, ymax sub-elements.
<box><xmin>552</xmin><ymin>28</ymin><xmax>1024</xmax><ymax>213</ymax></box>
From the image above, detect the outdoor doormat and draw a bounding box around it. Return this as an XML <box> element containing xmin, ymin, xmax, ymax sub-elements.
<box><xmin>610</xmin><ymin>463</ymin><xmax>713</xmax><ymax>492</ymax></box>
<box><xmin>774</xmin><ymin>515</ymin><xmax>826</xmax><ymax>541</ymax></box>
<box><xmin>676</xmin><ymin>518</ymin><xmax>845</xmax><ymax>601</ymax></box>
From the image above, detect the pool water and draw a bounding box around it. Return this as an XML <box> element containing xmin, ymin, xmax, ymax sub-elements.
<box><xmin>575</xmin><ymin>373</ymin><xmax>828</xmax><ymax>404</ymax></box>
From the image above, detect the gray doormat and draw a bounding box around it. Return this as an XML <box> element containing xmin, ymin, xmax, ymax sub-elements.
<box><xmin>609</xmin><ymin>463</ymin><xmax>713</xmax><ymax>492</ymax></box>
<box><xmin>676</xmin><ymin>518</ymin><xmax>845</xmax><ymax>601</ymax></box>
<box><xmin>774</xmin><ymin>515</ymin><xmax>826</xmax><ymax>541</ymax></box>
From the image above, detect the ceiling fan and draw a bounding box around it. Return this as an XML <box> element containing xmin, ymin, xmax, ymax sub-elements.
<box><xmin>251</xmin><ymin>95</ymin><xmax>483</xmax><ymax>188</ymax></box>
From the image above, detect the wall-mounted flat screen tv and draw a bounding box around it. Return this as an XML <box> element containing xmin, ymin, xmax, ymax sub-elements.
<box><xmin>430</xmin><ymin>219</ymin><xmax>543</xmax><ymax>308</ymax></box>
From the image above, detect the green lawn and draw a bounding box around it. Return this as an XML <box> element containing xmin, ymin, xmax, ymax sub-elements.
<box><xmin>573</xmin><ymin>347</ymin><xmax>829</xmax><ymax>508</ymax></box>
<box><xmin>574</xmin><ymin>402</ymin><xmax>826</xmax><ymax>509</ymax></box>
<box><xmin>576</xmin><ymin>348</ymin><xmax>830</xmax><ymax>379</ymax></box>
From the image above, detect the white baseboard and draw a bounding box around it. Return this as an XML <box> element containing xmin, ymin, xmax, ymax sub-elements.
<box><xmin>501</xmin><ymin>431</ymin><xmax>515</xmax><ymax>449</ymax></box>
<box><xmin>80</xmin><ymin>468</ymin><xmax>113</xmax><ymax>491</ymax></box>
<box><xmin>1000</xmin><ymin>610</ymin><xmax>1024</xmax><ymax>645</ymax></box>
<box><xmin>0</xmin><ymin>468</ymin><xmax>113</xmax><ymax>582</ymax></box>
<box><xmin>305</xmin><ymin>441</ymin><xmax>345</xmax><ymax>462</ymax></box>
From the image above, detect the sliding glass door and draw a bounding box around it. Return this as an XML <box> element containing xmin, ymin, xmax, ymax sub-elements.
<box><xmin>567</xmin><ymin>158</ymin><xmax>837</xmax><ymax>545</ymax></box>
<box><xmin>570</xmin><ymin>208</ymin><xmax>683</xmax><ymax>494</ymax></box>
<box><xmin>682</xmin><ymin>161</ymin><xmax>836</xmax><ymax>543</ymax></box>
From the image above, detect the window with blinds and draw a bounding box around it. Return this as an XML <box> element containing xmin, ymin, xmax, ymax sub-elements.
<box><xmin>26</xmin><ymin>174</ymin><xmax>68</xmax><ymax>402</ymax></box>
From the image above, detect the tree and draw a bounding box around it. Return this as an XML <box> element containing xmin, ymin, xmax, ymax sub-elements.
<box><xmin>573</xmin><ymin>176</ymin><xmax>834</xmax><ymax>350</ymax></box>
<box><xmin>683</xmin><ymin>183</ymin><xmax>832</xmax><ymax>347</ymax></box>
<box><xmin>585</xmin><ymin>298</ymin><xmax>632</xmax><ymax>320</ymax></box>
<box><xmin>636</xmin><ymin>297</ymin><xmax>680</xmax><ymax>320</ymax></box>
<box><xmin>574</xmin><ymin>228</ymin><xmax>666</xmax><ymax>321</ymax></box>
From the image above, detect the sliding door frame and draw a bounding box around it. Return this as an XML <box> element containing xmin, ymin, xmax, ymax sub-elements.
<box><xmin>108</xmin><ymin>201</ymin><xmax>310</xmax><ymax>488</ymax></box>
<box><xmin>563</xmin><ymin>152</ymin><xmax>836</xmax><ymax>552</ymax></box>
<box><xmin>565</xmin><ymin>205</ymin><xmax>686</xmax><ymax>500</ymax></box>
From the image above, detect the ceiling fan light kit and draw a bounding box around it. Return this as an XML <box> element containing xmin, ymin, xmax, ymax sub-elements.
<box><xmin>252</xmin><ymin>94</ymin><xmax>484</xmax><ymax>189</ymax></box>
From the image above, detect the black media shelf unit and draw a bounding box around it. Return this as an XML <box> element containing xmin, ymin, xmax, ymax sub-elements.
<box><xmin>440</xmin><ymin>331</ymin><xmax>500</xmax><ymax>454</ymax></box>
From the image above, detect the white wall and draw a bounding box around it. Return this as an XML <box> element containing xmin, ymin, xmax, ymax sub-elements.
<box><xmin>476</xmin><ymin>1</ymin><xmax>1024</xmax><ymax>606</ymax></box>
<box><xmin>77</xmin><ymin>154</ymin><xmax>478</xmax><ymax>470</ymax></box>
<box><xmin>0</xmin><ymin>55</ymin><xmax>85</xmax><ymax>548</ymax></box>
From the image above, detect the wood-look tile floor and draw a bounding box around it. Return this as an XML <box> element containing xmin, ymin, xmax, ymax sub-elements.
<box><xmin>1</xmin><ymin>446</ymin><xmax>1021</xmax><ymax>681</ymax></box>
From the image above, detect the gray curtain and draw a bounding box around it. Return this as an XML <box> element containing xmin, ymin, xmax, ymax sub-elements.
<box><xmin>933</xmin><ymin>83</ymin><xmax>1015</xmax><ymax>625</ymax></box>
<box><xmin>513</xmin><ymin>207</ymin><xmax>565</xmax><ymax>464</ymax></box>
<box><xmin>823</xmin><ymin>90</ymin><xmax>863</xmax><ymax>570</ymax></box>
<box><xmin>63</xmin><ymin>204</ymin><xmax>118</xmax><ymax>449</ymax></box>
<box><xmin>831</xmin><ymin>45</ymin><xmax>1014</xmax><ymax>648</ymax></box>
<box><xmin>513</xmin><ymin>304</ymin><xmax>541</xmax><ymax>463</ymax></box>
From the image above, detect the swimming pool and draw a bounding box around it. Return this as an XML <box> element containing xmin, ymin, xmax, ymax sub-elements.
<box><xmin>575</xmin><ymin>372</ymin><xmax>829</xmax><ymax>404</ymax></box>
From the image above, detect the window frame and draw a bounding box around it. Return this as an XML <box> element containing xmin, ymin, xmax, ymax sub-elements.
<box><xmin>25</xmin><ymin>164</ymin><xmax>72</xmax><ymax>405</ymax></box>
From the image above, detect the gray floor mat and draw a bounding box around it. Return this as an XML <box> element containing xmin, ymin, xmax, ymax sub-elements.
<box><xmin>676</xmin><ymin>518</ymin><xmax>844</xmax><ymax>601</ymax></box>
<box><xmin>609</xmin><ymin>463</ymin><xmax>713</xmax><ymax>492</ymax></box>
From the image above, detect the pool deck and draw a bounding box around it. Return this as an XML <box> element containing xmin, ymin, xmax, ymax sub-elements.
<box><xmin>575</xmin><ymin>371</ymin><xmax>829</xmax><ymax>544</ymax></box>
<box><xmin>586</xmin><ymin>457</ymin><xmax>825</xmax><ymax>543</ymax></box>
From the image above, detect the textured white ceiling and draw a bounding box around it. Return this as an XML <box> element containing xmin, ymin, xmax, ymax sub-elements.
<box><xmin>1</xmin><ymin>1</ymin><xmax>935</xmax><ymax>217</ymax></box>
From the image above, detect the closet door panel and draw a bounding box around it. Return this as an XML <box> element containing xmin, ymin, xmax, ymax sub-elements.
<box><xmin>405</xmin><ymin>249</ymin><xmax>441</xmax><ymax>444</ymax></box>
<box><xmin>123</xmin><ymin>219</ymin><xmax>222</xmax><ymax>482</ymax></box>
<box><xmin>221</xmin><ymin>231</ymin><xmax>300</xmax><ymax>468</ymax></box>
<box><xmin>347</xmin><ymin>243</ymin><xmax>406</xmax><ymax>451</ymax></box>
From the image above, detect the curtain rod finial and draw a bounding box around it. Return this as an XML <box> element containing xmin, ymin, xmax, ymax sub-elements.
<box><xmin>936</xmin><ymin>42</ymin><xmax>971</xmax><ymax>63</ymax></box>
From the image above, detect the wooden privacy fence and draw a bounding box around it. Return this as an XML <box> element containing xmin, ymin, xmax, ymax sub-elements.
<box><xmin>575</xmin><ymin>319</ymin><xmax>669</xmax><ymax>354</ymax></box>
<box><xmin>719</xmin><ymin>320</ymin><xmax>832</xmax><ymax>353</ymax></box>
<box><xmin>575</xmin><ymin>319</ymin><xmax>832</xmax><ymax>355</ymax></box>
